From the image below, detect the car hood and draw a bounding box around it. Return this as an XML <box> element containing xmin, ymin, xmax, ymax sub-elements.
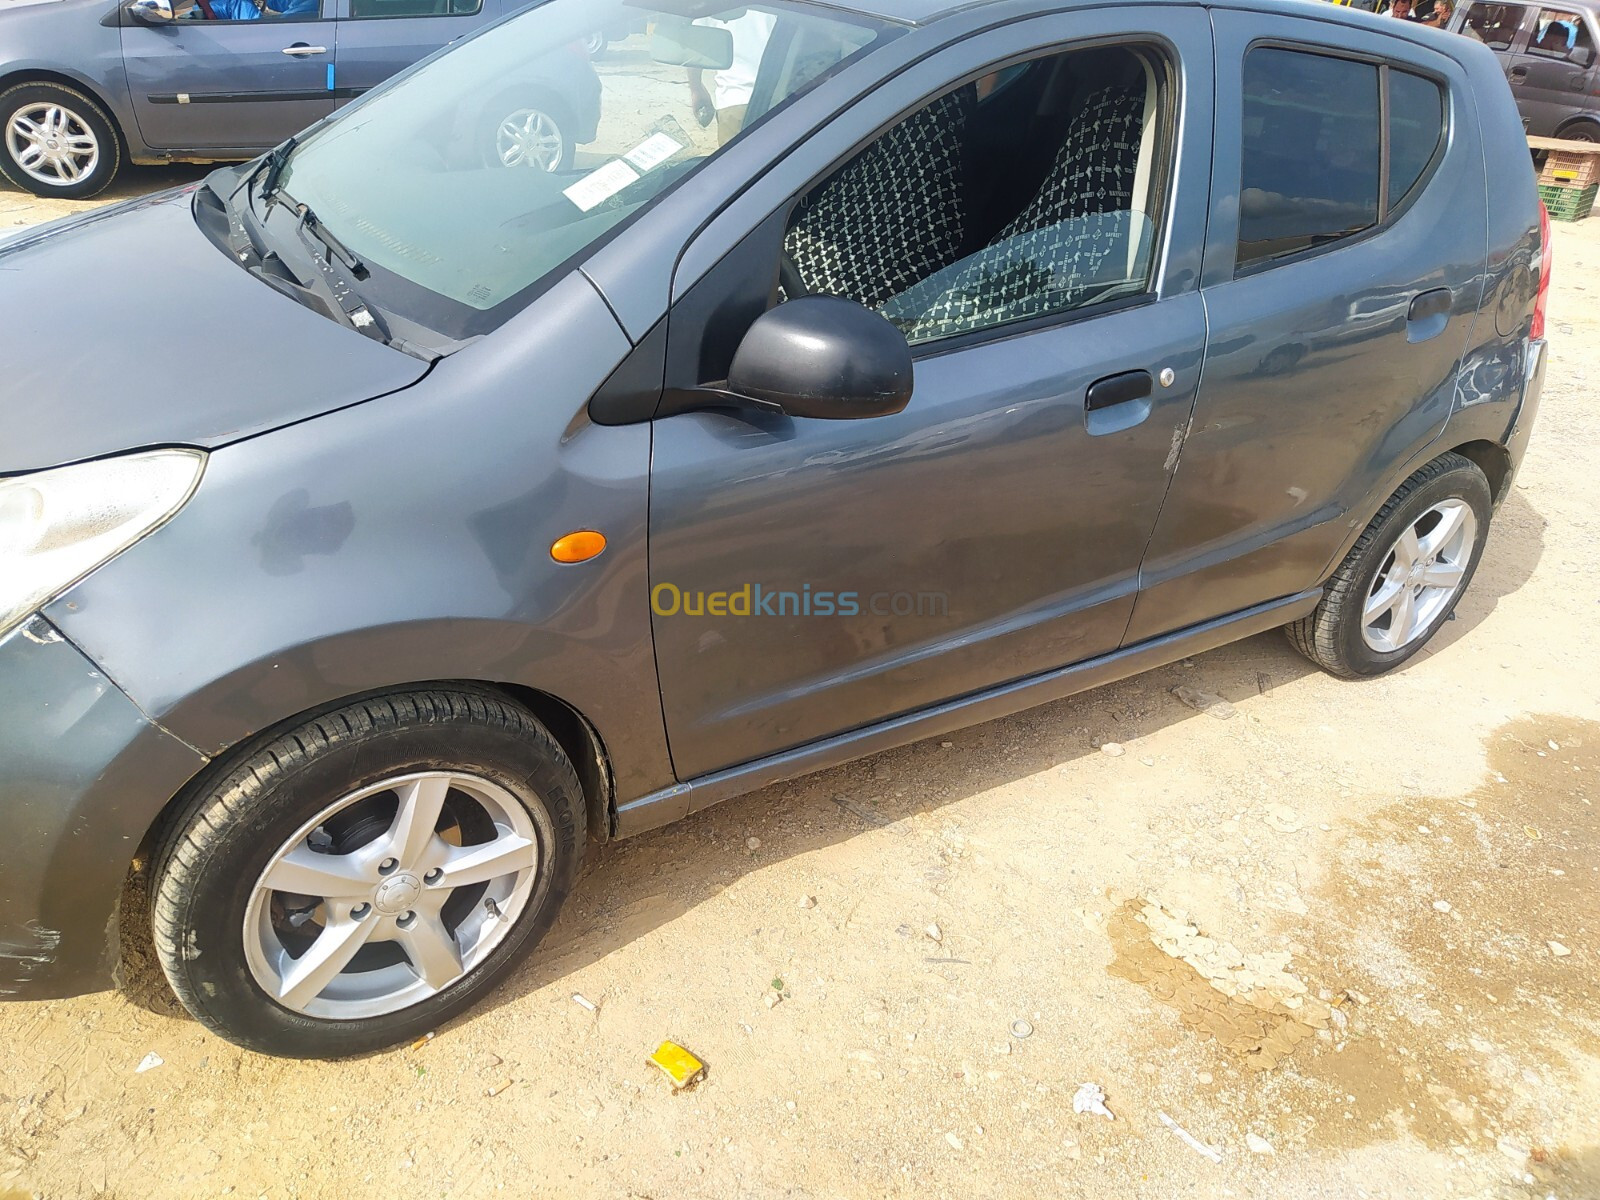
<box><xmin>0</xmin><ymin>188</ymin><xmax>432</xmax><ymax>474</ymax></box>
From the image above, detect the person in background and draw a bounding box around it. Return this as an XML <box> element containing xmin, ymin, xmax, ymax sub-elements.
<box><xmin>689</xmin><ymin>9</ymin><xmax>778</xmax><ymax>145</ymax></box>
<box><xmin>1385</xmin><ymin>0</ymin><xmax>1418</xmax><ymax>18</ymax></box>
<box><xmin>1425</xmin><ymin>0</ymin><xmax>1455</xmax><ymax>27</ymax></box>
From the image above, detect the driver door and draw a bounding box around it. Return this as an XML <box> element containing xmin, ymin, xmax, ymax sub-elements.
<box><xmin>121</xmin><ymin>0</ymin><xmax>337</xmax><ymax>151</ymax></box>
<box><xmin>646</xmin><ymin>9</ymin><xmax>1215</xmax><ymax>781</ymax></box>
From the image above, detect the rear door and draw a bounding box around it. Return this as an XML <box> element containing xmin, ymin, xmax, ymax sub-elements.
<box><xmin>330</xmin><ymin>0</ymin><xmax>499</xmax><ymax>102</ymax></box>
<box><xmin>647</xmin><ymin>8</ymin><xmax>1216</xmax><ymax>780</ymax></box>
<box><xmin>121</xmin><ymin>0</ymin><xmax>336</xmax><ymax>151</ymax></box>
<box><xmin>1506</xmin><ymin>6</ymin><xmax>1600</xmax><ymax>135</ymax></box>
<box><xmin>1126</xmin><ymin>14</ymin><xmax>1487</xmax><ymax>643</ymax></box>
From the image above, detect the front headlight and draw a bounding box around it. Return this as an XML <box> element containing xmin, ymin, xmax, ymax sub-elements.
<box><xmin>0</xmin><ymin>449</ymin><xmax>207</xmax><ymax>637</ymax></box>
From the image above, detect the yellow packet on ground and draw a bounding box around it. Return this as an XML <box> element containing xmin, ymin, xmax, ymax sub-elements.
<box><xmin>648</xmin><ymin>1041</ymin><xmax>706</xmax><ymax>1090</ymax></box>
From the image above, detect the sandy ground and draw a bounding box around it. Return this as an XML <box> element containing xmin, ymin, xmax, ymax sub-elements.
<box><xmin>1</xmin><ymin>164</ymin><xmax>1597</xmax><ymax>1200</ymax></box>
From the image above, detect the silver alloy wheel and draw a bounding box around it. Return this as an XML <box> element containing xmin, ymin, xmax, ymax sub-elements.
<box><xmin>243</xmin><ymin>771</ymin><xmax>543</xmax><ymax>1020</ymax></box>
<box><xmin>496</xmin><ymin>108</ymin><xmax>564</xmax><ymax>171</ymax></box>
<box><xmin>6</xmin><ymin>102</ymin><xmax>99</xmax><ymax>187</ymax></box>
<box><xmin>1361</xmin><ymin>498</ymin><xmax>1477</xmax><ymax>654</ymax></box>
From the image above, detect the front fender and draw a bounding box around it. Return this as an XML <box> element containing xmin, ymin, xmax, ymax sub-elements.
<box><xmin>46</xmin><ymin>272</ymin><xmax>676</xmax><ymax>804</ymax></box>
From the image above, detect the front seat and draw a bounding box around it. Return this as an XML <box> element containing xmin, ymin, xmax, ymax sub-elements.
<box><xmin>783</xmin><ymin>86</ymin><xmax>978</xmax><ymax>311</ymax></box>
<box><xmin>882</xmin><ymin>72</ymin><xmax>1152</xmax><ymax>343</ymax></box>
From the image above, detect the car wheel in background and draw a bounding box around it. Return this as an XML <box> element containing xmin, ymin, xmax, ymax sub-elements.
<box><xmin>1555</xmin><ymin>118</ymin><xmax>1600</xmax><ymax>144</ymax></box>
<box><xmin>0</xmin><ymin>81</ymin><xmax>121</xmax><ymax>200</ymax></box>
<box><xmin>150</xmin><ymin>687</ymin><xmax>585</xmax><ymax>1059</ymax></box>
<box><xmin>1287</xmin><ymin>452</ymin><xmax>1492</xmax><ymax>679</ymax></box>
<box><xmin>489</xmin><ymin>96</ymin><xmax>573</xmax><ymax>172</ymax></box>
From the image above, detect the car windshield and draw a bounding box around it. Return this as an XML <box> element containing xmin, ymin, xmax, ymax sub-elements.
<box><xmin>269</xmin><ymin>0</ymin><xmax>893</xmax><ymax>338</ymax></box>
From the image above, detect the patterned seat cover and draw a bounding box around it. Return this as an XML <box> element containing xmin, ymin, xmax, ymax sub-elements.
<box><xmin>882</xmin><ymin>79</ymin><xmax>1148</xmax><ymax>343</ymax></box>
<box><xmin>783</xmin><ymin>87</ymin><xmax>977</xmax><ymax>311</ymax></box>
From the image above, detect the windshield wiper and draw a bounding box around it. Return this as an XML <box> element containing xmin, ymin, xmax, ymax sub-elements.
<box><xmin>299</xmin><ymin>205</ymin><xmax>366</xmax><ymax>277</ymax></box>
<box><xmin>279</xmin><ymin>197</ymin><xmax>391</xmax><ymax>346</ymax></box>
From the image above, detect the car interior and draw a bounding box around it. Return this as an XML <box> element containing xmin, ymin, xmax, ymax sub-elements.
<box><xmin>779</xmin><ymin>45</ymin><xmax>1165</xmax><ymax>343</ymax></box>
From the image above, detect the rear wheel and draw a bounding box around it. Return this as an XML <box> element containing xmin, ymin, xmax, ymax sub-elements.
<box><xmin>150</xmin><ymin>687</ymin><xmax>585</xmax><ymax>1058</ymax></box>
<box><xmin>0</xmin><ymin>81</ymin><xmax>121</xmax><ymax>199</ymax></box>
<box><xmin>1287</xmin><ymin>453</ymin><xmax>1491</xmax><ymax>678</ymax></box>
<box><xmin>1556</xmin><ymin>119</ymin><xmax>1600</xmax><ymax>143</ymax></box>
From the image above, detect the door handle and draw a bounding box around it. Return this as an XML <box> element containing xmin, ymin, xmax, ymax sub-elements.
<box><xmin>1085</xmin><ymin>369</ymin><xmax>1154</xmax><ymax>412</ymax></box>
<box><xmin>282</xmin><ymin>44</ymin><xmax>328</xmax><ymax>56</ymax></box>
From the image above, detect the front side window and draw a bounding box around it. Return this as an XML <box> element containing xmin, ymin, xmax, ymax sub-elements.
<box><xmin>272</xmin><ymin>0</ymin><xmax>892</xmax><ymax>333</ymax></box>
<box><xmin>1461</xmin><ymin>2</ymin><xmax>1529</xmax><ymax>48</ymax></box>
<box><xmin>1528</xmin><ymin>7</ymin><xmax>1596</xmax><ymax>60</ymax></box>
<box><xmin>174</xmin><ymin>0</ymin><xmax>322</xmax><ymax>19</ymax></box>
<box><xmin>781</xmin><ymin>44</ymin><xmax>1169</xmax><ymax>346</ymax></box>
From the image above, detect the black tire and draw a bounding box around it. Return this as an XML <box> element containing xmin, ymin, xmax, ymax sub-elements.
<box><xmin>150</xmin><ymin>687</ymin><xmax>585</xmax><ymax>1059</ymax></box>
<box><xmin>1556</xmin><ymin>119</ymin><xmax>1600</xmax><ymax>144</ymax></box>
<box><xmin>0</xmin><ymin>81</ymin><xmax>122</xmax><ymax>200</ymax></box>
<box><xmin>1287</xmin><ymin>452</ymin><xmax>1492</xmax><ymax>679</ymax></box>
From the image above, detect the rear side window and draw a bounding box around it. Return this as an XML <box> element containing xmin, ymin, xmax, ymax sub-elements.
<box><xmin>1462</xmin><ymin>2</ymin><xmax>1529</xmax><ymax>49</ymax></box>
<box><xmin>1238</xmin><ymin>49</ymin><xmax>1380</xmax><ymax>267</ymax></box>
<box><xmin>349</xmin><ymin>0</ymin><xmax>482</xmax><ymax>15</ymax></box>
<box><xmin>1238</xmin><ymin>48</ymin><xmax>1447</xmax><ymax>271</ymax></box>
<box><xmin>1528</xmin><ymin>8</ymin><xmax>1597</xmax><ymax>63</ymax></box>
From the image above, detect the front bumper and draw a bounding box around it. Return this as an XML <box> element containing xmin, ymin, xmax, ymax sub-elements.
<box><xmin>0</xmin><ymin>617</ymin><xmax>208</xmax><ymax>1000</ymax></box>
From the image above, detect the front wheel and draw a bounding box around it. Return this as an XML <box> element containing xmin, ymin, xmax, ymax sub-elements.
<box><xmin>0</xmin><ymin>81</ymin><xmax>121</xmax><ymax>200</ymax></box>
<box><xmin>150</xmin><ymin>687</ymin><xmax>585</xmax><ymax>1058</ymax></box>
<box><xmin>1287</xmin><ymin>452</ymin><xmax>1492</xmax><ymax>678</ymax></box>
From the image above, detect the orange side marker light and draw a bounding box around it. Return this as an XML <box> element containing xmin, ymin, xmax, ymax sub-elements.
<box><xmin>550</xmin><ymin>530</ymin><xmax>607</xmax><ymax>564</ymax></box>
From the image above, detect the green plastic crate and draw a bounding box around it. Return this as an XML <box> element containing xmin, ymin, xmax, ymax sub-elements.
<box><xmin>1539</xmin><ymin>181</ymin><xmax>1598</xmax><ymax>222</ymax></box>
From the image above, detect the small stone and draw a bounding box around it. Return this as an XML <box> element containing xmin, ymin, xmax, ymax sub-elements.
<box><xmin>746</xmin><ymin>837</ymin><xmax>761</xmax><ymax>851</ymax></box>
<box><xmin>1434</xmin><ymin>900</ymin><xmax>1452</xmax><ymax>913</ymax></box>
<box><xmin>1247</xmin><ymin>1133</ymin><xmax>1274</xmax><ymax>1155</ymax></box>
<box><xmin>941</xmin><ymin>741</ymin><xmax>953</xmax><ymax>749</ymax></box>
<box><xmin>1547</xmin><ymin>740</ymin><xmax>1559</xmax><ymax>751</ymax></box>
<box><xmin>785</xmin><ymin>1100</ymin><xmax>796</xmax><ymax>1112</ymax></box>
<box><xmin>799</xmin><ymin>895</ymin><xmax>817</xmax><ymax>910</ymax></box>
<box><xmin>925</xmin><ymin>923</ymin><xmax>943</xmax><ymax>944</ymax></box>
<box><xmin>945</xmin><ymin>1132</ymin><xmax>964</xmax><ymax>1151</ymax></box>
<box><xmin>1101</xmin><ymin>742</ymin><xmax>1126</xmax><ymax>758</ymax></box>
<box><xmin>1010</xmin><ymin>1019</ymin><xmax>1033</xmax><ymax>1039</ymax></box>
<box><xmin>1197</xmin><ymin>1072</ymin><xmax>1214</xmax><ymax>1085</ymax></box>
<box><xmin>1548</xmin><ymin>941</ymin><xmax>1572</xmax><ymax>958</ymax></box>
<box><xmin>763</xmin><ymin>991</ymin><xmax>783</xmax><ymax>1009</ymax></box>
<box><xmin>1140</xmin><ymin>756</ymin><xmax>1156</xmax><ymax>767</ymax></box>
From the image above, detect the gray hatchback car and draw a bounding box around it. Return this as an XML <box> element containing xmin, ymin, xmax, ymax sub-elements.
<box><xmin>0</xmin><ymin>0</ymin><xmax>1547</xmax><ymax>1058</ymax></box>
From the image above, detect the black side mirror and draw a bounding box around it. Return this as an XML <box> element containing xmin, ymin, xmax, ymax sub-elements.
<box><xmin>725</xmin><ymin>297</ymin><xmax>914</xmax><ymax>420</ymax></box>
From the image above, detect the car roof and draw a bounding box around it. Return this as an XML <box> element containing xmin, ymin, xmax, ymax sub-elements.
<box><xmin>804</xmin><ymin>0</ymin><xmax>1493</xmax><ymax>34</ymax></box>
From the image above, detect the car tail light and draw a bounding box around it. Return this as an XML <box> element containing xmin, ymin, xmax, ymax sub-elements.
<box><xmin>1532</xmin><ymin>199</ymin><xmax>1552</xmax><ymax>341</ymax></box>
